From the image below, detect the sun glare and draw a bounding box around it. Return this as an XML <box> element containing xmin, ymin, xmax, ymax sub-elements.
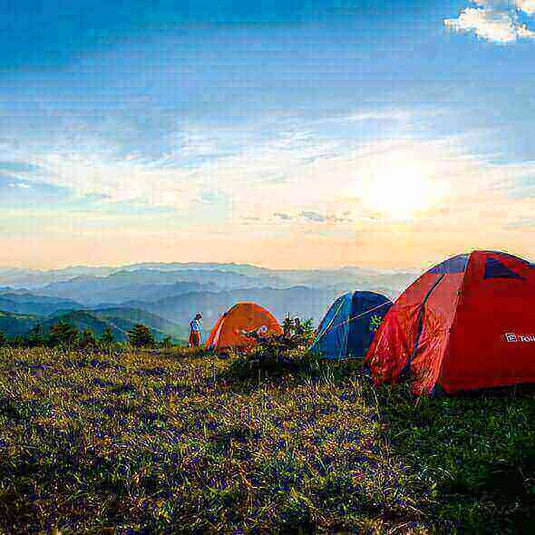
<box><xmin>359</xmin><ymin>152</ymin><xmax>439</xmax><ymax>220</ymax></box>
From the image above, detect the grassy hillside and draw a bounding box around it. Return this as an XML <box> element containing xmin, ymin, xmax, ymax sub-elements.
<box><xmin>42</xmin><ymin>310</ymin><xmax>129</xmax><ymax>340</ymax></box>
<box><xmin>44</xmin><ymin>310</ymin><xmax>186</xmax><ymax>343</ymax></box>
<box><xmin>0</xmin><ymin>307</ymin><xmax>187</xmax><ymax>343</ymax></box>
<box><xmin>0</xmin><ymin>348</ymin><xmax>532</xmax><ymax>533</ymax></box>
<box><xmin>92</xmin><ymin>307</ymin><xmax>188</xmax><ymax>341</ymax></box>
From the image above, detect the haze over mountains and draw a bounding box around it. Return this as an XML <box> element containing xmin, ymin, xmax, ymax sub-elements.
<box><xmin>0</xmin><ymin>262</ymin><xmax>416</xmax><ymax>342</ymax></box>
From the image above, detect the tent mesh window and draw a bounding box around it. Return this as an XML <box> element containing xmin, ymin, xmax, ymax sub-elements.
<box><xmin>483</xmin><ymin>257</ymin><xmax>524</xmax><ymax>280</ymax></box>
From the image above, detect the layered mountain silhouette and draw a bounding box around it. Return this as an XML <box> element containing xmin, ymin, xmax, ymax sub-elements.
<box><xmin>0</xmin><ymin>262</ymin><xmax>416</xmax><ymax>341</ymax></box>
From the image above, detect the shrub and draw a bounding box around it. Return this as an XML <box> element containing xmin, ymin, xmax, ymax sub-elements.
<box><xmin>78</xmin><ymin>328</ymin><xmax>98</xmax><ymax>350</ymax></box>
<box><xmin>9</xmin><ymin>335</ymin><xmax>25</xmax><ymax>348</ymax></box>
<box><xmin>26</xmin><ymin>324</ymin><xmax>45</xmax><ymax>347</ymax></box>
<box><xmin>128</xmin><ymin>323</ymin><xmax>155</xmax><ymax>348</ymax></box>
<box><xmin>159</xmin><ymin>336</ymin><xmax>173</xmax><ymax>349</ymax></box>
<box><xmin>99</xmin><ymin>326</ymin><xmax>115</xmax><ymax>347</ymax></box>
<box><xmin>223</xmin><ymin>317</ymin><xmax>319</xmax><ymax>382</ymax></box>
<box><xmin>282</xmin><ymin>316</ymin><xmax>315</xmax><ymax>345</ymax></box>
<box><xmin>48</xmin><ymin>320</ymin><xmax>79</xmax><ymax>349</ymax></box>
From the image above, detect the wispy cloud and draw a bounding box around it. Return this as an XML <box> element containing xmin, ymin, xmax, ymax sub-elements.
<box><xmin>0</xmin><ymin>162</ymin><xmax>42</xmax><ymax>174</ymax></box>
<box><xmin>298</xmin><ymin>211</ymin><xmax>353</xmax><ymax>223</ymax></box>
<box><xmin>444</xmin><ymin>0</ymin><xmax>535</xmax><ymax>43</ymax></box>
<box><xmin>0</xmin><ymin>122</ymin><xmax>344</xmax><ymax>221</ymax></box>
<box><xmin>3</xmin><ymin>132</ymin><xmax>535</xmax><ymax>269</ymax></box>
<box><xmin>504</xmin><ymin>217</ymin><xmax>535</xmax><ymax>229</ymax></box>
<box><xmin>343</xmin><ymin>110</ymin><xmax>412</xmax><ymax>123</ymax></box>
<box><xmin>10</xmin><ymin>126</ymin><xmax>535</xmax><ymax>224</ymax></box>
<box><xmin>274</xmin><ymin>212</ymin><xmax>293</xmax><ymax>221</ymax></box>
<box><xmin>299</xmin><ymin>211</ymin><xmax>331</xmax><ymax>223</ymax></box>
<box><xmin>518</xmin><ymin>0</ymin><xmax>535</xmax><ymax>16</ymax></box>
<box><xmin>3</xmin><ymin>108</ymin><xmax>535</xmax><ymax>268</ymax></box>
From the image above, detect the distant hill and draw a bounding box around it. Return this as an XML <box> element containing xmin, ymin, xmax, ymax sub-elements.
<box><xmin>0</xmin><ymin>292</ymin><xmax>82</xmax><ymax>316</ymax></box>
<box><xmin>34</xmin><ymin>267</ymin><xmax>414</xmax><ymax>308</ymax></box>
<box><xmin>42</xmin><ymin>311</ymin><xmax>127</xmax><ymax>340</ymax></box>
<box><xmin>0</xmin><ymin>311</ymin><xmax>39</xmax><ymax>337</ymax></box>
<box><xmin>123</xmin><ymin>262</ymin><xmax>271</xmax><ymax>277</ymax></box>
<box><xmin>0</xmin><ymin>266</ymin><xmax>115</xmax><ymax>289</ymax></box>
<box><xmin>0</xmin><ymin>307</ymin><xmax>187</xmax><ymax>343</ymax></box>
<box><xmin>91</xmin><ymin>307</ymin><xmax>188</xmax><ymax>341</ymax></box>
<box><xmin>40</xmin><ymin>270</ymin><xmax>255</xmax><ymax>305</ymax></box>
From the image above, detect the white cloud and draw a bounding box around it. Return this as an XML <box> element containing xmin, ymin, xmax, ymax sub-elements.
<box><xmin>8</xmin><ymin>182</ymin><xmax>31</xmax><ymax>189</ymax></box>
<box><xmin>517</xmin><ymin>0</ymin><xmax>535</xmax><ymax>16</ymax></box>
<box><xmin>5</xmin><ymin>126</ymin><xmax>535</xmax><ymax>269</ymax></box>
<box><xmin>15</xmin><ymin>126</ymin><xmax>344</xmax><ymax>214</ymax></box>
<box><xmin>178</xmin><ymin>132</ymin><xmax>220</xmax><ymax>158</ymax></box>
<box><xmin>344</xmin><ymin>110</ymin><xmax>412</xmax><ymax>123</ymax></box>
<box><xmin>55</xmin><ymin>158</ymin><xmax>200</xmax><ymax>208</ymax></box>
<box><xmin>8</xmin><ymin>120</ymin><xmax>535</xmax><ymax>257</ymax></box>
<box><xmin>186</xmin><ymin>134</ymin><xmax>535</xmax><ymax>232</ymax></box>
<box><xmin>445</xmin><ymin>8</ymin><xmax>518</xmax><ymax>43</ymax></box>
<box><xmin>444</xmin><ymin>1</ymin><xmax>535</xmax><ymax>43</ymax></box>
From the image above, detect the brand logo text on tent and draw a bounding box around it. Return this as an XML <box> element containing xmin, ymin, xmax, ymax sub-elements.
<box><xmin>504</xmin><ymin>333</ymin><xmax>535</xmax><ymax>343</ymax></box>
<box><xmin>238</xmin><ymin>325</ymin><xmax>268</xmax><ymax>336</ymax></box>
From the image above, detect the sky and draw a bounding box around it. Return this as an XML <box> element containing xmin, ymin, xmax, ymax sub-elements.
<box><xmin>1</xmin><ymin>0</ymin><xmax>535</xmax><ymax>270</ymax></box>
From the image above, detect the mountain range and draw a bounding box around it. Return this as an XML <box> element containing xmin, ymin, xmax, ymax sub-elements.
<box><xmin>0</xmin><ymin>262</ymin><xmax>417</xmax><ymax>341</ymax></box>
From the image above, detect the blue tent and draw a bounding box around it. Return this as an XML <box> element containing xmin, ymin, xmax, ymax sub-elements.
<box><xmin>310</xmin><ymin>291</ymin><xmax>393</xmax><ymax>360</ymax></box>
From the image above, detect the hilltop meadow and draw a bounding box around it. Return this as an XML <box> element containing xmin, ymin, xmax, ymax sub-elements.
<box><xmin>0</xmin><ymin>345</ymin><xmax>533</xmax><ymax>534</ymax></box>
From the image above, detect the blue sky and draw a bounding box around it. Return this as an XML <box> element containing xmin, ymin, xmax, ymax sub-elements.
<box><xmin>1</xmin><ymin>0</ymin><xmax>535</xmax><ymax>268</ymax></box>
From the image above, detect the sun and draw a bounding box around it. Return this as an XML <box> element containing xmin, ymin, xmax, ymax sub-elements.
<box><xmin>359</xmin><ymin>150</ymin><xmax>440</xmax><ymax>220</ymax></box>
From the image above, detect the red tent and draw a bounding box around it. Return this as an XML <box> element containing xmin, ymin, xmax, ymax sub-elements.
<box><xmin>366</xmin><ymin>251</ymin><xmax>535</xmax><ymax>394</ymax></box>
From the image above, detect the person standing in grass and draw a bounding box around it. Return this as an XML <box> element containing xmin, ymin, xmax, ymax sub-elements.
<box><xmin>189</xmin><ymin>313</ymin><xmax>203</xmax><ymax>348</ymax></box>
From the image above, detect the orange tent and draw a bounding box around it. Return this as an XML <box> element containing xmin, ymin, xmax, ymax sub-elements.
<box><xmin>205</xmin><ymin>302</ymin><xmax>283</xmax><ymax>350</ymax></box>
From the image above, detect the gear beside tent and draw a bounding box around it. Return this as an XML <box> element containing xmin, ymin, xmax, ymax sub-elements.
<box><xmin>206</xmin><ymin>302</ymin><xmax>283</xmax><ymax>351</ymax></box>
<box><xmin>366</xmin><ymin>250</ymin><xmax>535</xmax><ymax>394</ymax></box>
<box><xmin>310</xmin><ymin>291</ymin><xmax>392</xmax><ymax>360</ymax></box>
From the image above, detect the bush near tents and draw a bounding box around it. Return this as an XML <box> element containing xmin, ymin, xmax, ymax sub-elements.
<box><xmin>223</xmin><ymin>316</ymin><xmax>315</xmax><ymax>379</ymax></box>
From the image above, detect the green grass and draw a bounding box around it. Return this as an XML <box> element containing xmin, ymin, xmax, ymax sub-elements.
<box><xmin>0</xmin><ymin>348</ymin><xmax>533</xmax><ymax>534</ymax></box>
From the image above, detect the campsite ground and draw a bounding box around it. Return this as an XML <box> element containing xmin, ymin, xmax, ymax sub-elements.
<box><xmin>0</xmin><ymin>347</ymin><xmax>533</xmax><ymax>534</ymax></box>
